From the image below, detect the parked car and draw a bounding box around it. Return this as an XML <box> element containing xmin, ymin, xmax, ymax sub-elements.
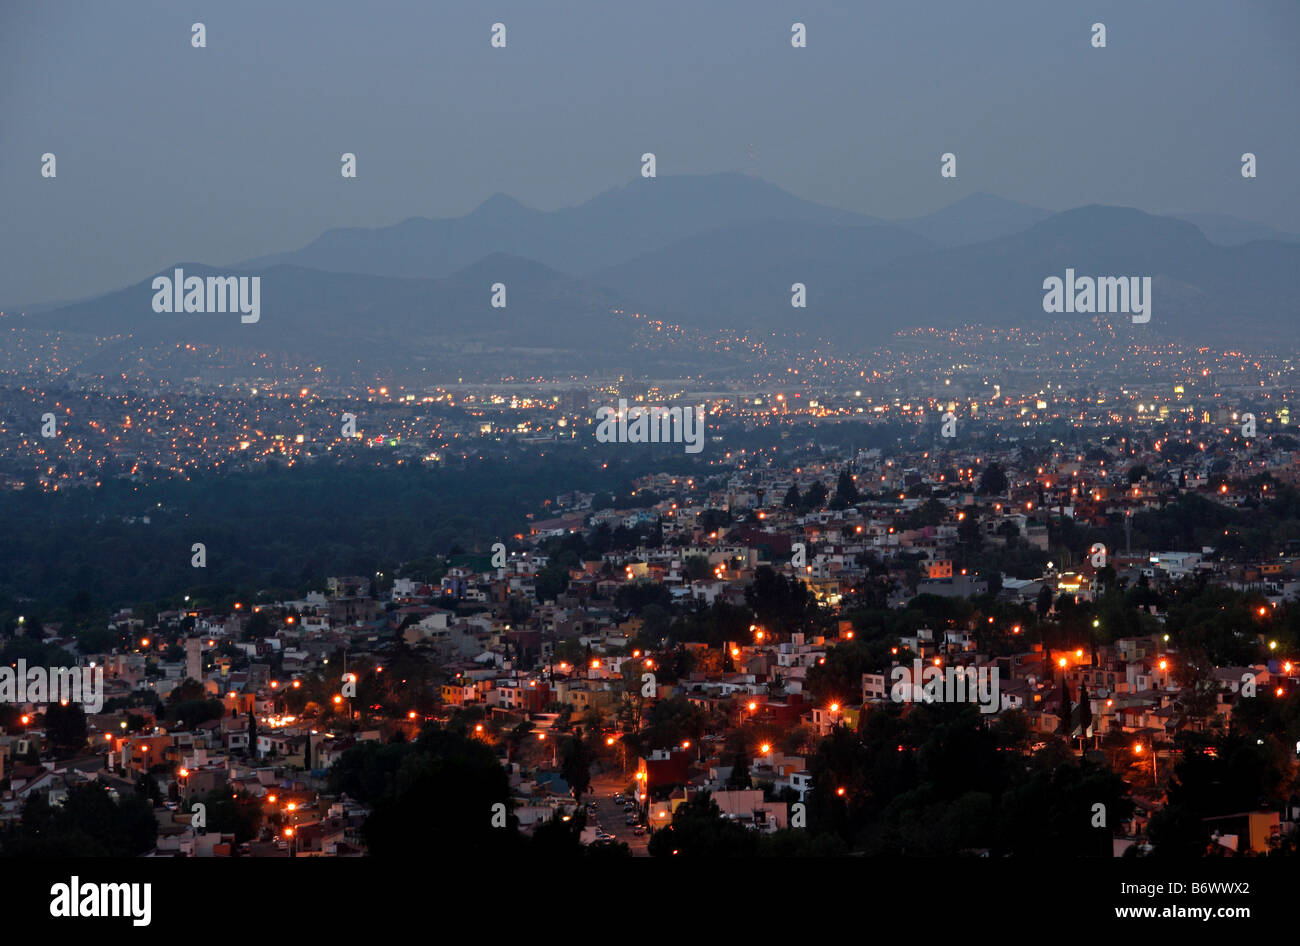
<box><xmin>633</xmin><ymin>827</ymin><xmax>645</xmax><ymax>836</ymax></box>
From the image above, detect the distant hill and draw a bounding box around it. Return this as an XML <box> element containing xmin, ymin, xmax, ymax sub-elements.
<box><xmin>1173</xmin><ymin>213</ymin><xmax>1300</xmax><ymax>247</ymax></box>
<box><xmin>591</xmin><ymin>219</ymin><xmax>935</xmax><ymax>328</ymax></box>
<box><xmin>815</xmin><ymin>206</ymin><xmax>1300</xmax><ymax>345</ymax></box>
<box><xmin>237</xmin><ymin>173</ymin><xmax>885</xmax><ymax>279</ymax></box>
<box><xmin>14</xmin><ymin>183</ymin><xmax>1298</xmax><ymax>381</ymax></box>
<box><xmin>590</xmin><ymin>204</ymin><xmax>1298</xmax><ymax>345</ymax></box>
<box><xmin>891</xmin><ymin>192</ymin><xmax>1054</xmax><ymax>247</ymax></box>
<box><xmin>20</xmin><ymin>257</ymin><xmax>662</xmax><ymax>381</ymax></box>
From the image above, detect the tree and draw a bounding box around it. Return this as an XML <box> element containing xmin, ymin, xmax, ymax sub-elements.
<box><xmin>246</xmin><ymin>708</ymin><xmax>257</xmax><ymax>758</ymax></box>
<box><xmin>726</xmin><ymin>746</ymin><xmax>752</xmax><ymax>789</ymax></box>
<box><xmin>1078</xmin><ymin>683</ymin><xmax>1092</xmax><ymax>746</ymax></box>
<box><xmin>0</xmin><ymin>782</ymin><xmax>157</xmax><ymax>857</ymax></box>
<box><xmin>783</xmin><ymin>484</ymin><xmax>801</xmax><ymax>508</ymax></box>
<box><xmin>333</xmin><ymin>728</ymin><xmax>524</xmax><ymax>857</ymax></box>
<box><xmin>1036</xmin><ymin>584</ymin><xmax>1053</xmax><ymax>619</ymax></box>
<box><xmin>647</xmin><ymin>792</ymin><xmax>757</xmax><ymax>857</ymax></box>
<box><xmin>559</xmin><ymin>733</ymin><xmax>596</xmax><ymax>802</ymax></box>
<box><xmin>1057</xmin><ymin>675</ymin><xmax>1072</xmax><ymax>736</ymax></box>
<box><xmin>978</xmin><ymin>464</ymin><xmax>1009</xmax><ymax>496</ymax></box>
<box><xmin>1147</xmin><ymin>805</ymin><xmax>1210</xmax><ymax>857</ymax></box>
<box><xmin>835</xmin><ymin>469</ymin><xmax>859</xmax><ymax>506</ymax></box>
<box><xmin>44</xmin><ymin>702</ymin><xmax>89</xmax><ymax>757</ymax></box>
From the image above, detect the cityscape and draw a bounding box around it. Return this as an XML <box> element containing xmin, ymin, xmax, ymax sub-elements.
<box><xmin>1</xmin><ymin>0</ymin><xmax>1296</xmax><ymax>929</ymax></box>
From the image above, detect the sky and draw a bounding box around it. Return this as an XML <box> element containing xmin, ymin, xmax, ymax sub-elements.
<box><xmin>2</xmin><ymin>0</ymin><xmax>1297</xmax><ymax>304</ymax></box>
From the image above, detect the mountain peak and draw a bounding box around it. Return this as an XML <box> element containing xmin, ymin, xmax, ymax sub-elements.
<box><xmin>471</xmin><ymin>193</ymin><xmax>529</xmax><ymax>218</ymax></box>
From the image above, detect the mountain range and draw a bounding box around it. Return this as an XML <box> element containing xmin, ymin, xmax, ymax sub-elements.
<box><xmin>13</xmin><ymin>173</ymin><xmax>1299</xmax><ymax>379</ymax></box>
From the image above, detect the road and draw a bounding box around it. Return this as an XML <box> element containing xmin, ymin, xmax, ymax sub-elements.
<box><xmin>586</xmin><ymin>769</ymin><xmax>651</xmax><ymax>856</ymax></box>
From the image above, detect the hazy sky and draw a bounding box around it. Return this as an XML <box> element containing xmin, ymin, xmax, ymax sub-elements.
<box><xmin>2</xmin><ymin>0</ymin><xmax>1297</xmax><ymax>304</ymax></box>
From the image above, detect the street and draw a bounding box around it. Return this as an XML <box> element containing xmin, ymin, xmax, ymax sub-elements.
<box><xmin>586</xmin><ymin>769</ymin><xmax>650</xmax><ymax>856</ymax></box>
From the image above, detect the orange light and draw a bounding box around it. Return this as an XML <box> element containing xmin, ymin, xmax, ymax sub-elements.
<box><xmin>476</xmin><ymin>724</ymin><xmax>484</xmax><ymax>733</ymax></box>
<box><xmin>760</xmin><ymin>743</ymin><xmax>771</xmax><ymax>754</ymax></box>
<box><xmin>836</xmin><ymin>787</ymin><xmax>846</xmax><ymax>797</ymax></box>
<box><xmin>292</xmin><ymin>680</ymin><xmax>301</xmax><ymax>689</ymax></box>
<box><xmin>681</xmin><ymin>740</ymin><xmax>691</xmax><ymax>750</ymax></box>
<box><xmin>731</xmin><ymin>647</ymin><xmax>740</xmax><ymax>657</ymax></box>
<box><xmin>19</xmin><ymin>715</ymin><xmax>29</xmax><ymax>725</ymax></box>
<box><xmin>268</xmin><ymin>794</ymin><xmax>277</xmax><ymax>803</ymax></box>
<box><xmin>748</xmin><ymin>701</ymin><xmax>757</xmax><ymax>711</ymax></box>
<box><xmin>284</xmin><ymin>828</ymin><xmax>294</xmax><ymax>838</ymax></box>
<box><xmin>606</xmin><ymin>736</ymin><xmax>615</xmax><ymax>746</ymax></box>
<box><xmin>829</xmin><ymin>703</ymin><xmax>839</xmax><ymax>713</ymax></box>
<box><xmin>1158</xmin><ymin>660</ymin><xmax>1168</xmax><ymax>671</ymax></box>
<box><xmin>1058</xmin><ymin>657</ymin><xmax>1068</xmax><ymax>668</ymax></box>
<box><xmin>408</xmin><ymin>711</ymin><xmax>417</xmax><ymax>719</ymax></box>
<box><xmin>140</xmin><ymin>638</ymin><xmax>149</xmax><ymax>648</ymax></box>
<box><xmin>1075</xmin><ymin>649</ymin><xmax>1083</xmax><ymax>658</ymax></box>
<box><xmin>287</xmin><ymin>802</ymin><xmax>296</xmax><ymax>812</ymax></box>
<box><xmin>179</xmin><ymin>768</ymin><xmax>189</xmax><ymax>778</ymax></box>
